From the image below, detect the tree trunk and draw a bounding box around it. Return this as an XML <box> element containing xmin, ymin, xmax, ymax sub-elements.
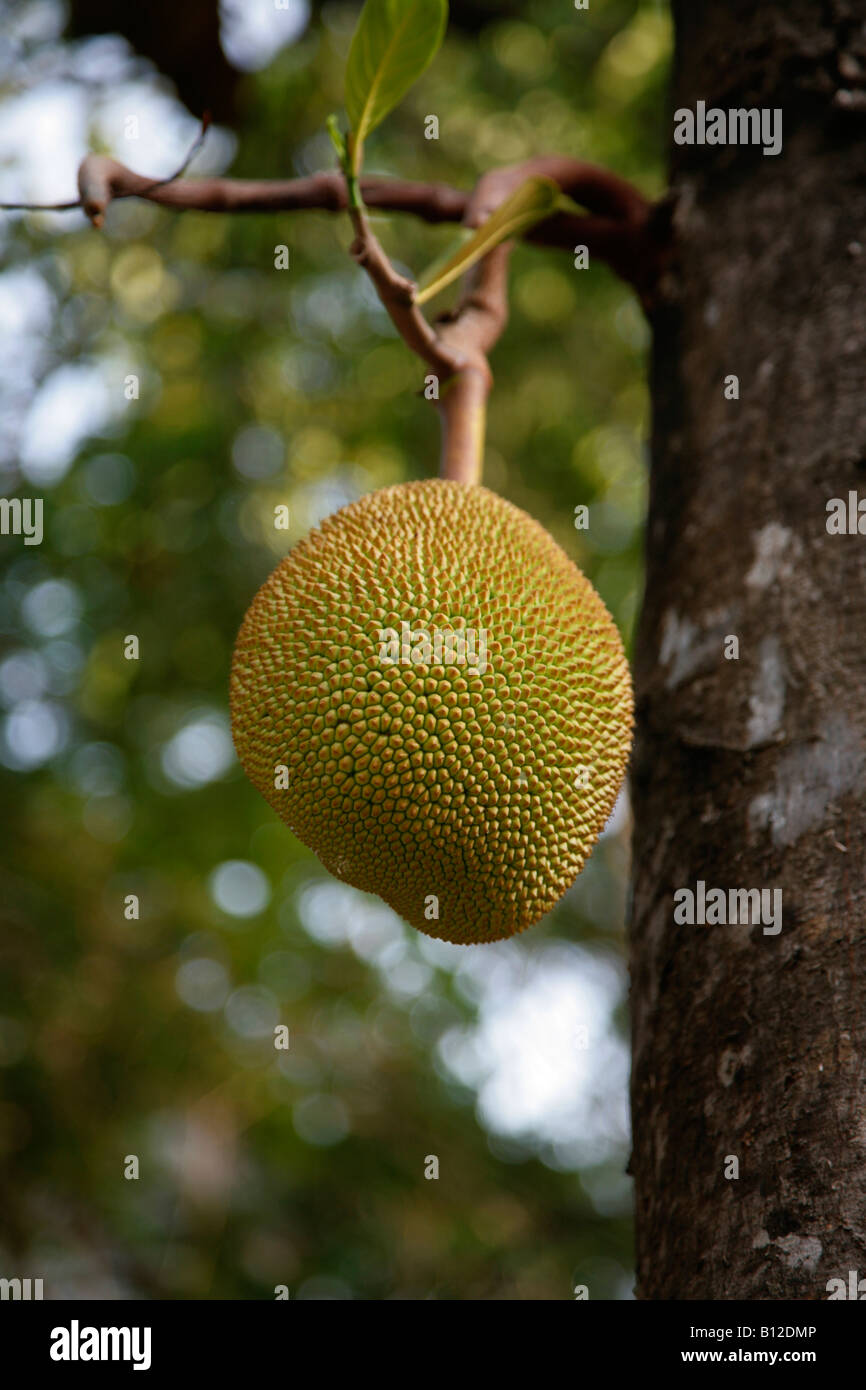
<box><xmin>629</xmin><ymin>0</ymin><xmax>866</xmax><ymax>1299</ymax></box>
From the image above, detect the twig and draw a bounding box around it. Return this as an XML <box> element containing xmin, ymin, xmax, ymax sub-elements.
<box><xmin>154</xmin><ymin>111</ymin><xmax>212</xmax><ymax>185</ymax></box>
<box><xmin>338</xmin><ymin>157</ymin><xmax>512</xmax><ymax>483</ymax></box>
<box><xmin>345</xmin><ymin>200</ymin><xmax>463</xmax><ymax>377</ymax></box>
<box><xmin>1</xmin><ymin>147</ymin><xmax>667</xmax><ymax>300</ymax></box>
<box><xmin>0</xmin><ymin>196</ymin><xmax>81</xmax><ymax>212</ymax></box>
<box><xmin>2</xmin><ymin>134</ymin><xmax>670</xmax><ymax>483</ymax></box>
<box><xmin>78</xmin><ymin>112</ymin><xmax>212</xmax><ymax>226</ymax></box>
<box><xmin>0</xmin><ymin>115</ymin><xmax>212</xmax><ymax>225</ymax></box>
<box><xmin>433</xmin><ymin>244</ymin><xmax>512</xmax><ymax>484</ymax></box>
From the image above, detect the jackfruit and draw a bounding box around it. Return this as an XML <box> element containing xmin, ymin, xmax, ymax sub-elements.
<box><xmin>230</xmin><ymin>479</ymin><xmax>632</xmax><ymax>944</ymax></box>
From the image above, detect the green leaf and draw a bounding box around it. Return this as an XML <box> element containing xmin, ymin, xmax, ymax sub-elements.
<box><xmin>415</xmin><ymin>177</ymin><xmax>562</xmax><ymax>305</ymax></box>
<box><xmin>346</xmin><ymin>0</ymin><xmax>448</xmax><ymax>173</ymax></box>
<box><xmin>555</xmin><ymin>192</ymin><xmax>589</xmax><ymax>216</ymax></box>
<box><xmin>412</xmin><ymin>225</ymin><xmax>473</xmax><ymax>288</ymax></box>
<box><xmin>326</xmin><ymin>114</ymin><xmax>364</xmax><ymax>209</ymax></box>
<box><xmin>326</xmin><ymin>113</ymin><xmax>348</xmax><ymax>165</ymax></box>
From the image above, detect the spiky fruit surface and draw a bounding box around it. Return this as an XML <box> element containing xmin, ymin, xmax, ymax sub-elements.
<box><xmin>230</xmin><ymin>480</ymin><xmax>632</xmax><ymax>945</ymax></box>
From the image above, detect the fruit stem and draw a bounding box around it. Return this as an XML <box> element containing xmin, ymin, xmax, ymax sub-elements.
<box><xmin>437</xmin><ymin>369</ymin><xmax>489</xmax><ymax>485</ymax></box>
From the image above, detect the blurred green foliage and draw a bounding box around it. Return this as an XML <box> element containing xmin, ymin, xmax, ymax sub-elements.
<box><xmin>0</xmin><ymin>0</ymin><xmax>669</xmax><ymax>1299</ymax></box>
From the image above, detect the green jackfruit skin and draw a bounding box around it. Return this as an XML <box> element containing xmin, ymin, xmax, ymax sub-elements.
<box><xmin>230</xmin><ymin>479</ymin><xmax>633</xmax><ymax>945</ymax></box>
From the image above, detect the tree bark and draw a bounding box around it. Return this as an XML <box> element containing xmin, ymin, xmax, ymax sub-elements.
<box><xmin>630</xmin><ymin>0</ymin><xmax>866</xmax><ymax>1299</ymax></box>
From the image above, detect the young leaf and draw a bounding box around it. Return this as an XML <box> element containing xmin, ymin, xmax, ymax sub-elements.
<box><xmin>412</xmin><ymin>225</ymin><xmax>474</xmax><ymax>288</ymax></box>
<box><xmin>326</xmin><ymin>114</ymin><xmax>348</xmax><ymax>166</ymax></box>
<box><xmin>415</xmin><ymin>177</ymin><xmax>561</xmax><ymax>305</ymax></box>
<box><xmin>555</xmin><ymin>192</ymin><xmax>589</xmax><ymax>216</ymax></box>
<box><xmin>346</xmin><ymin>0</ymin><xmax>448</xmax><ymax>173</ymax></box>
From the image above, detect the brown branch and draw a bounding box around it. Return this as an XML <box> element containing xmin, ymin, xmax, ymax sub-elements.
<box><xmin>339</xmin><ymin>160</ymin><xmax>515</xmax><ymax>484</ymax></box>
<box><xmin>2</xmin><ymin>139</ymin><xmax>670</xmax><ymax>484</ymax></box>
<box><xmin>327</xmin><ymin>156</ymin><xmax>667</xmax><ymax>480</ymax></box>
<box><xmin>465</xmin><ymin>156</ymin><xmax>670</xmax><ymax>304</ymax></box>
<box><xmin>77</xmin><ymin>112</ymin><xmax>210</xmax><ymax>226</ymax></box>
<box><xmin>2</xmin><ymin>147</ymin><xmax>667</xmax><ymax>300</ymax></box>
<box><xmin>434</xmin><ymin>243</ymin><xmax>512</xmax><ymax>484</ymax></box>
<box><xmin>0</xmin><ymin>196</ymin><xmax>82</xmax><ymax>213</ymax></box>
<box><xmin>345</xmin><ymin>201</ymin><xmax>463</xmax><ymax>378</ymax></box>
<box><xmin>68</xmin><ymin>159</ymin><xmax>468</xmax><ymax>228</ymax></box>
<box><xmin>464</xmin><ymin>155</ymin><xmax>650</xmax><ymax>225</ymax></box>
<box><xmin>156</xmin><ymin>111</ymin><xmax>212</xmax><ymax>183</ymax></box>
<box><xmin>339</xmin><ymin>184</ymin><xmax>489</xmax><ymax>482</ymax></box>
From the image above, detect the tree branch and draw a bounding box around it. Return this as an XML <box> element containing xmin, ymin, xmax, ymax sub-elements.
<box><xmin>465</xmin><ymin>156</ymin><xmax>671</xmax><ymax>304</ymax></box>
<box><xmin>66</xmin><ymin>159</ymin><xmax>468</xmax><ymax>227</ymax></box>
<box><xmin>432</xmin><ymin>243</ymin><xmax>512</xmax><ymax>484</ymax></box>
<box><xmin>2</xmin><ymin>137</ymin><xmax>670</xmax><ymax>484</ymax></box>
<box><xmin>345</xmin><ymin>200</ymin><xmax>463</xmax><ymax>378</ymax></box>
<box><xmin>2</xmin><ymin>148</ymin><xmax>667</xmax><ymax>300</ymax></box>
<box><xmin>338</xmin><ymin>153</ymin><xmax>515</xmax><ymax>485</ymax></box>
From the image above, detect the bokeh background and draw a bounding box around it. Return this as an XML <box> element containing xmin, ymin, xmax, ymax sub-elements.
<box><xmin>0</xmin><ymin>0</ymin><xmax>669</xmax><ymax>1299</ymax></box>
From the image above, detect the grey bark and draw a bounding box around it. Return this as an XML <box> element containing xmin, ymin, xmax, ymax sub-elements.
<box><xmin>629</xmin><ymin>0</ymin><xmax>866</xmax><ymax>1299</ymax></box>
